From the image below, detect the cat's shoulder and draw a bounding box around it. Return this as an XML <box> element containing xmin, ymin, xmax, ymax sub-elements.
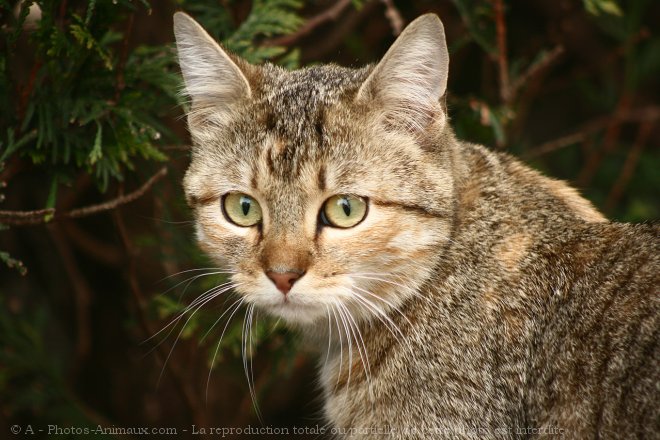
<box><xmin>455</xmin><ymin>141</ymin><xmax>607</xmax><ymax>224</ymax></box>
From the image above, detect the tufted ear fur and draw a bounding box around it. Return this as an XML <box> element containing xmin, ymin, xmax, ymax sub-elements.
<box><xmin>357</xmin><ymin>14</ymin><xmax>449</xmax><ymax>134</ymax></box>
<box><xmin>173</xmin><ymin>12</ymin><xmax>251</xmax><ymax>125</ymax></box>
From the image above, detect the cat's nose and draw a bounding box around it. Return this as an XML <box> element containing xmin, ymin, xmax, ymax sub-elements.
<box><xmin>266</xmin><ymin>270</ymin><xmax>303</xmax><ymax>295</ymax></box>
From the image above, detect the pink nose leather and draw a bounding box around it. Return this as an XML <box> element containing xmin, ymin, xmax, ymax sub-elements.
<box><xmin>266</xmin><ymin>271</ymin><xmax>303</xmax><ymax>294</ymax></box>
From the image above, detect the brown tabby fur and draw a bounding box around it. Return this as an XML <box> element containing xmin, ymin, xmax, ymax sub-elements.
<box><xmin>173</xmin><ymin>12</ymin><xmax>659</xmax><ymax>439</ymax></box>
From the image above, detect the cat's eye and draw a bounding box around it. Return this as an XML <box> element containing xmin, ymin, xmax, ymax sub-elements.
<box><xmin>321</xmin><ymin>195</ymin><xmax>368</xmax><ymax>228</ymax></box>
<box><xmin>222</xmin><ymin>192</ymin><xmax>263</xmax><ymax>227</ymax></box>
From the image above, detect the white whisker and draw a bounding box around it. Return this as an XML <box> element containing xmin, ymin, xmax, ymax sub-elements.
<box><xmin>156</xmin><ymin>282</ymin><xmax>238</xmax><ymax>387</ymax></box>
<box><xmin>242</xmin><ymin>304</ymin><xmax>262</xmax><ymax>421</ymax></box>
<box><xmin>337</xmin><ymin>301</ymin><xmax>374</xmax><ymax>404</ymax></box>
<box><xmin>206</xmin><ymin>297</ymin><xmax>245</xmax><ymax>402</ymax></box>
<box><xmin>349</xmin><ymin>273</ymin><xmax>411</xmax><ymax>291</ymax></box>
<box><xmin>349</xmin><ymin>288</ymin><xmax>417</xmax><ymax>358</ymax></box>
<box><xmin>323</xmin><ymin>304</ymin><xmax>333</xmax><ymax>373</ymax></box>
<box><xmin>334</xmin><ymin>301</ymin><xmax>353</xmax><ymax>394</ymax></box>
<box><xmin>199</xmin><ymin>296</ymin><xmax>245</xmax><ymax>343</ymax></box>
<box><xmin>145</xmin><ymin>281</ymin><xmax>236</xmax><ymax>345</ymax></box>
<box><xmin>160</xmin><ymin>266</ymin><xmax>236</xmax><ymax>281</ymax></box>
<box><xmin>351</xmin><ymin>283</ymin><xmax>416</xmax><ymax>330</ymax></box>
<box><xmin>329</xmin><ymin>303</ymin><xmax>344</xmax><ymax>391</ymax></box>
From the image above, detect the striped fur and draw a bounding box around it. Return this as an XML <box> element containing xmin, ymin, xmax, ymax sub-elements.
<box><xmin>174</xmin><ymin>12</ymin><xmax>659</xmax><ymax>438</ymax></box>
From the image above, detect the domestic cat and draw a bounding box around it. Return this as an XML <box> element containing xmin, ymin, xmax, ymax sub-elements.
<box><xmin>173</xmin><ymin>12</ymin><xmax>659</xmax><ymax>439</ymax></box>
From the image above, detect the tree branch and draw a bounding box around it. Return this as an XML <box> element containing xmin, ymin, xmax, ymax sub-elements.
<box><xmin>492</xmin><ymin>0</ymin><xmax>510</xmax><ymax>103</ymax></box>
<box><xmin>604</xmin><ymin>122</ymin><xmax>654</xmax><ymax>214</ymax></box>
<box><xmin>576</xmin><ymin>93</ymin><xmax>632</xmax><ymax>187</ymax></box>
<box><xmin>0</xmin><ymin>167</ymin><xmax>168</xmax><ymax>226</ymax></box>
<box><xmin>380</xmin><ymin>0</ymin><xmax>404</xmax><ymax>36</ymax></box>
<box><xmin>0</xmin><ymin>208</ymin><xmax>54</xmax><ymax>220</ymax></box>
<box><xmin>265</xmin><ymin>0</ymin><xmax>354</xmax><ymax>47</ymax></box>
<box><xmin>508</xmin><ymin>45</ymin><xmax>565</xmax><ymax>101</ymax></box>
<box><xmin>524</xmin><ymin>106</ymin><xmax>660</xmax><ymax>159</ymax></box>
<box><xmin>64</xmin><ymin>167</ymin><xmax>167</xmax><ymax>219</ymax></box>
<box><xmin>114</xmin><ymin>10</ymin><xmax>135</xmax><ymax>103</ymax></box>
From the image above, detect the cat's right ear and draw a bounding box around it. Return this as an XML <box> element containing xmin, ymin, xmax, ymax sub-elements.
<box><xmin>173</xmin><ymin>12</ymin><xmax>251</xmax><ymax>123</ymax></box>
<box><xmin>357</xmin><ymin>14</ymin><xmax>449</xmax><ymax>135</ymax></box>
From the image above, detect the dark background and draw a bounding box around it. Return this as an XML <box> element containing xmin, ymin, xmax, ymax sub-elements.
<box><xmin>1</xmin><ymin>0</ymin><xmax>658</xmax><ymax>438</ymax></box>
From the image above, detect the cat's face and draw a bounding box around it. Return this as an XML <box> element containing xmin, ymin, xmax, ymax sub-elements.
<box><xmin>174</xmin><ymin>13</ymin><xmax>453</xmax><ymax>326</ymax></box>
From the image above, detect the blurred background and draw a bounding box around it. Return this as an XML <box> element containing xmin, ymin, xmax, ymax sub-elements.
<box><xmin>1</xmin><ymin>0</ymin><xmax>658</xmax><ymax>438</ymax></box>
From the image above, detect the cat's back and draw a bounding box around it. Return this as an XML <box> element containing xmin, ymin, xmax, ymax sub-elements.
<box><xmin>420</xmin><ymin>143</ymin><xmax>660</xmax><ymax>437</ymax></box>
<box><xmin>523</xmin><ymin>220</ymin><xmax>659</xmax><ymax>438</ymax></box>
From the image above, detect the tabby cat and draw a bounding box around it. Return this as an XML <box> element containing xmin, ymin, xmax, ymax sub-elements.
<box><xmin>173</xmin><ymin>12</ymin><xmax>659</xmax><ymax>439</ymax></box>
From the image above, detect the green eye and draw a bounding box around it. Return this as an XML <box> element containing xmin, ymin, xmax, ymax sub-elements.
<box><xmin>321</xmin><ymin>195</ymin><xmax>368</xmax><ymax>228</ymax></box>
<box><xmin>222</xmin><ymin>192</ymin><xmax>262</xmax><ymax>227</ymax></box>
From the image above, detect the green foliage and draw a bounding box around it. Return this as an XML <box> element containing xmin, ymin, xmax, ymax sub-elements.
<box><xmin>1</xmin><ymin>0</ymin><xmax>302</xmax><ymax>194</ymax></box>
<box><xmin>583</xmin><ymin>0</ymin><xmax>623</xmax><ymax>17</ymax></box>
<box><xmin>225</xmin><ymin>0</ymin><xmax>302</xmax><ymax>63</ymax></box>
<box><xmin>179</xmin><ymin>0</ymin><xmax>302</xmax><ymax>64</ymax></box>
<box><xmin>450</xmin><ymin>0</ymin><xmax>496</xmax><ymax>55</ymax></box>
<box><xmin>1</xmin><ymin>1</ymin><xmax>178</xmax><ymax>192</ymax></box>
<box><xmin>1</xmin><ymin>0</ymin><xmax>305</xmax><ymax>428</ymax></box>
<box><xmin>0</xmin><ymin>250</ymin><xmax>27</xmax><ymax>275</ymax></box>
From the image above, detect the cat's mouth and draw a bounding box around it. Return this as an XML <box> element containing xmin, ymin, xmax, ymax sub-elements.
<box><xmin>246</xmin><ymin>280</ymin><xmax>338</xmax><ymax>325</ymax></box>
<box><xmin>236</xmin><ymin>274</ymin><xmax>353</xmax><ymax>325</ymax></box>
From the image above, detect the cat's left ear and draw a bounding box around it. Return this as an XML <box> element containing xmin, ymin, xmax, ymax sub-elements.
<box><xmin>357</xmin><ymin>14</ymin><xmax>449</xmax><ymax>134</ymax></box>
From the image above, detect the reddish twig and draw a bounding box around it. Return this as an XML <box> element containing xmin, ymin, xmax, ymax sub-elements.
<box><xmin>525</xmin><ymin>130</ymin><xmax>595</xmax><ymax>159</ymax></box>
<box><xmin>545</xmin><ymin>27</ymin><xmax>651</xmax><ymax>96</ymax></box>
<box><xmin>0</xmin><ymin>156</ymin><xmax>28</xmax><ymax>183</ymax></box>
<box><xmin>115</xmin><ymin>11</ymin><xmax>135</xmax><ymax>102</ymax></box>
<box><xmin>492</xmin><ymin>0</ymin><xmax>510</xmax><ymax>103</ymax></box>
<box><xmin>604</xmin><ymin>122</ymin><xmax>654</xmax><ymax>213</ymax></box>
<box><xmin>266</xmin><ymin>0</ymin><xmax>354</xmax><ymax>47</ymax></box>
<box><xmin>17</xmin><ymin>61</ymin><xmax>42</xmax><ymax>134</ymax></box>
<box><xmin>58</xmin><ymin>0</ymin><xmax>68</xmax><ymax>24</ymax></box>
<box><xmin>301</xmin><ymin>0</ymin><xmax>380</xmax><ymax>61</ymax></box>
<box><xmin>380</xmin><ymin>0</ymin><xmax>404</xmax><ymax>36</ymax></box>
<box><xmin>508</xmin><ymin>46</ymin><xmax>565</xmax><ymax>141</ymax></box>
<box><xmin>0</xmin><ymin>167</ymin><xmax>168</xmax><ymax>226</ymax></box>
<box><xmin>509</xmin><ymin>45</ymin><xmax>565</xmax><ymax>101</ymax></box>
<box><xmin>576</xmin><ymin>94</ymin><xmax>632</xmax><ymax>187</ymax></box>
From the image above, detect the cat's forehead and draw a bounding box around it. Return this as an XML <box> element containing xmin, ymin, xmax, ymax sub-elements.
<box><xmin>254</xmin><ymin>65</ymin><xmax>369</xmax><ymax>127</ymax></box>
<box><xmin>260</xmin><ymin>64</ymin><xmax>369</xmax><ymax>104</ymax></box>
<box><xmin>240</xmin><ymin>65</ymin><xmax>370</xmax><ymax>181</ymax></box>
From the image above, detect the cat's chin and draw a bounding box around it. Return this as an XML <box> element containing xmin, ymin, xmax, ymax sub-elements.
<box><xmin>259</xmin><ymin>302</ymin><xmax>328</xmax><ymax>326</ymax></box>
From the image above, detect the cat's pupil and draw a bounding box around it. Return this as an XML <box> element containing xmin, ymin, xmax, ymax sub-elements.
<box><xmin>240</xmin><ymin>197</ymin><xmax>251</xmax><ymax>216</ymax></box>
<box><xmin>340</xmin><ymin>198</ymin><xmax>351</xmax><ymax>217</ymax></box>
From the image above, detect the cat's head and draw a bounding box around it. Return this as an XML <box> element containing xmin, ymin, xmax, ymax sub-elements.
<box><xmin>174</xmin><ymin>13</ymin><xmax>455</xmax><ymax>326</ymax></box>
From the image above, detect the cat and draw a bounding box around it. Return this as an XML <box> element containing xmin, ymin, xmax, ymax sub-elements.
<box><xmin>173</xmin><ymin>12</ymin><xmax>659</xmax><ymax>439</ymax></box>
